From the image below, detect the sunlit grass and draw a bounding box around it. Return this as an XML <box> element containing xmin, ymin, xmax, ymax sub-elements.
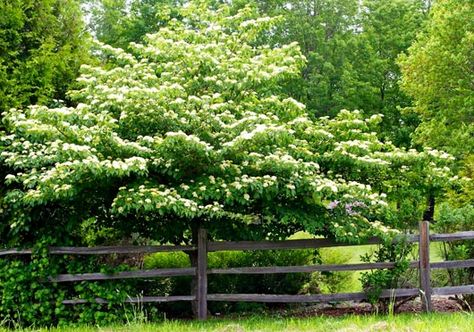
<box><xmin>329</xmin><ymin>241</ymin><xmax>447</xmax><ymax>292</ymax></box>
<box><xmin>2</xmin><ymin>312</ymin><xmax>473</xmax><ymax>332</ymax></box>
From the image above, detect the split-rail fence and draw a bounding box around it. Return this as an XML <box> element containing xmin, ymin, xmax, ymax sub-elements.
<box><xmin>1</xmin><ymin>221</ymin><xmax>474</xmax><ymax>320</ymax></box>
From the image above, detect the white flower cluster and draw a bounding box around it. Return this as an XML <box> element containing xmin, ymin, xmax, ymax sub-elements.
<box><xmin>0</xmin><ymin>2</ymin><xmax>456</xmax><ymax>244</ymax></box>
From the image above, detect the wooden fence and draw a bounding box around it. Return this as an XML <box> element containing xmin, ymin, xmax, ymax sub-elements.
<box><xmin>1</xmin><ymin>221</ymin><xmax>474</xmax><ymax>319</ymax></box>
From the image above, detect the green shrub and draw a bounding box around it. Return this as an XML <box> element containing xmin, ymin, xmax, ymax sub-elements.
<box><xmin>210</xmin><ymin>249</ymin><xmax>316</xmax><ymax>293</ymax></box>
<box><xmin>142</xmin><ymin>251</ymin><xmax>191</xmax><ymax>298</ymax></box>
<box><xmin>434</xmin><ymin>203</ymin><xmax>474</xmax><ymax>306</ymax></box>
<box><xmin>143</xmin><ymin>248</ymin><xmax>317</xmax><ymax>314</ymax></box>
<box><xmin>143</xmin><ymin>231</ymin><xmax>365</xmax><ymax>314</ymax></box>
<box><xmin>360</xmin><ymin>240</ymin><xmax>413</xmax><ymax>311</ymax></box>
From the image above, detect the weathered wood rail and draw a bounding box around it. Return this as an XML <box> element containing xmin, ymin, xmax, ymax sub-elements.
<box><xmin>1</xmin><ymin>222</ymin><xmax>474</xmax><ymax>320</ymax></box>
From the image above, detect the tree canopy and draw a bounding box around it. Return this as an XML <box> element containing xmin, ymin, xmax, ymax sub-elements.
<box><xmin>1</xmin><ymin>2</ymin><xmax>454</xmax><ymax>247</ymax></box>
<box><xmin>85</xmin><ymin>0</ymin><xmax>429</xmax><ymax>147</ymax></box>
<box><xmin>0</xmin><ymin>0</ymin><xmax>90</xmax><ymax>112</ymax></box>
<box><xmin>399</xmin><ymin>0</ymin><xmax>474</xmax><ymax>161</ymax></box>
<box><xmin>87</xmin><ymin>0</ymin><xmax>185</xmax><ymax>50</ymax></box>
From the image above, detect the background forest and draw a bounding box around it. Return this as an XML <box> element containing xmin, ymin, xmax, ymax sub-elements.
<box><xmin>0</xmin><ymin>0</ymin><xmax>472</xmax><ymax>326</ymax></box>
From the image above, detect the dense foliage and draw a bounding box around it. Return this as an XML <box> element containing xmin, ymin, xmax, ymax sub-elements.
<box><xmin>251</xmin><ymin>0</ymin><xmax>427</xmax><ymax>146</ymax></box>
<box><xmin>0</xmin><ymin>242</ymin><xmax>134</xmax><ymax>326</ymax></box>
<box><xmin>1</xmin><ymin>2</ymin><xmax>454</xmax><ymax>249</ymax></box>
<box><xmin>0</xmin><ymin>0</ymin><xmax>90</xmax><ymax>112</ymax></box>
<box><xmin>87</xmin><ymin>0</ymin><xmax>430</xmax><ymax>146</ymax></box>
<box><xmin>0</xmin><ymin>0</ymin><xmax>471</xmax><ymax>326</ymax></box>
<box><xmin>399</xmin><ymin>0</ymin><xmax>473</xmax><ymax>161</ymax></box>
<box><xmin>87</xmin><ymin>0</ymin><xmax>185</xmax><ymax>51</ymax></box>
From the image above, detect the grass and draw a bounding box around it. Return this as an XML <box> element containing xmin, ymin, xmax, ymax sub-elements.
<box><xmin>334</xmin><ymin>242</ymin><xmax>445</xmax><ymax>265</ymax></box>
<box><xmin>320</xmin><ymin>244</ymin><xmax>375</xmax><ymax>292</ymax></box>
<box><xmin>2</xmin><ymin>312</ymin><xmax>473</xmax><ymax>332</ymax></box>
<box><xmin>326</xmin><ymin>241</ymin><xmax>448</xmax><ymax>292</ymax></box>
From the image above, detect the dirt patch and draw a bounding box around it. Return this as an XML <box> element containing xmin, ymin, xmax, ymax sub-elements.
<box><xmin>396</xmin><ymin>296</ymin><xmax>463</xmax><ymax>313</ymax></box>
<box><xmin>260</xmin><ymin>296</ymin><xmax>465</xmax><ymax>318</ymax></box>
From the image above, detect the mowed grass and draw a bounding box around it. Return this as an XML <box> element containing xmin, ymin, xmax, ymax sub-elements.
<box><xmin>332</xmin><ymin>242</ymin><xmax>445</xmax><ymax>265</ymax></box>
<box><xmin>327</xmin><ymin>242</ymin><xmax>447</xmax><ymax>292</ymax></box>
<box><xmin>2</xmin><ymin>312</ymin><xmax>473</xmax><ymax>332</ymax></box>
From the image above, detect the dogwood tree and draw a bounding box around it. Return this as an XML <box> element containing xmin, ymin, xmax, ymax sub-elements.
<box><xmin>1</xmin><ymin>1</ymin><xmax>454</xmax><ymax>247</ymax></box>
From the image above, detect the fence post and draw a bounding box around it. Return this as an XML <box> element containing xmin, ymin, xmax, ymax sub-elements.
<box><xmin>196</xmin><ymin>228</ymin><xmax>208</xmax><ymax>320</ymax></box>
<box><xmin>419</xmin><ymin>220</ymin><xmax>432</xmax><ymax>312</ymax></box>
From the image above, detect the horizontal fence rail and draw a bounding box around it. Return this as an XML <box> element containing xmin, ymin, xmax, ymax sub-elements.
<box><xmin>0</xmin><ymin>244</ymin><xmax>196</xmax><ymax>256</ymax></box>
<box><xmin>430</xmin><ymin>231</ymin><xmax>474</xmax><ymax>242</ymax></box>
<box><xmin>209</xmin><ymin>262</ymin><xmax>417</xmax><ymax>275</ymax></box>
<box><xmin>206</xmin><ymin>288</ymin><xmax>422</xmax><ymax>302</ymax></box>
<box><xmin>58</xmin><ymin>286</ymin><xmax>474</xmax><ymax>306</ymax></box>
<box><xmin>45</xmin><ymin>259</ymin><xmax>474</xmax><ymax>284</ymax></box>
<box><xmin>1</xmin><ymin>225</ymin><xmax>474</xmax><ymax>319</ymax></box>
<box><xmin>49</xmin><ymin>268</ymin><xmax>196</xmax><ymax>283</ymax></box>
<box><xmin>62</xmin><ymin>295</ymin><xmax>196</xmax><ymax>305</ymax></box>
<box><xmin>207</xmin><ymin>237</ymin><xmax>388</xmax><ymax>251</ymax></box>
<box><xmin>2</xmin><ymin>231</ymin><xmax>474</xmax><ymax>257</ymax></box>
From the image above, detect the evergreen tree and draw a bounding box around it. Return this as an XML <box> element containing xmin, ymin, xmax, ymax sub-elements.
<box><xmin>0</xmin><ymin>0</ymin><xmax>90</xmax><ymax>112</ymax></box>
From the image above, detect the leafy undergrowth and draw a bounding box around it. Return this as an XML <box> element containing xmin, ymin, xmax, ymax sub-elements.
<box><xmin>2</xmin><ymin>313</ymin><xmax>473</xmax><ymax>332</ymax></box>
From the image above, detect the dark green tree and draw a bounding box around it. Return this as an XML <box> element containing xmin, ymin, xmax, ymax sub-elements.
<box><xmin>347</xmin><ymin>0</ymin><xmax>427</xmax><ymax>146</ymax></box>
<box><xmin>399</xmin><ymin>0</ymin><xmax>474</xmax><ymax>161</ymax></box>
<box><xmin>399</xmin><ymin>0</ymin><xmax>474</xmax><ymax>305</ymax></box>
<box><xmin>87</xmin><ymin>0</ymin><xmax>184</xmax><ymax>50</ymax></box>
<box><xmin>242</xmin><ymin>0</ymin><xmax>427</xmax><ymax>146</ymax></box>
<box><xmin>251</xmin><ymin>0</ymin><xmax>360</xmax><ymax>117</ymax></box>
<box><xmin>0</xmin><ymin>0</ymin><xmax>91</xmax><ymax>112</ymax></box>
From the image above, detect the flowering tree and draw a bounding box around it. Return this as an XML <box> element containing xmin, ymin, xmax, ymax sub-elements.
<box><xmin>1</xmin><ymin>2</ymin><xmax>454</xmax><ymax>248</ymax></box>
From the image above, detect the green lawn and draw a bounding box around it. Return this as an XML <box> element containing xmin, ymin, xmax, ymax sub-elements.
<box><xmin>333</xmin><ymin>242</ymin><xmax>445</xmax><ymax>265</ymax></box>
<box><xmin>3</xmin><ymin>313</ymin><xmax>473</xmax><ymax>332</ymax></box>
<box><xmin>326</xmin><ymin>242</ymin><xmax>447</xmax><ymax>292</ymax></box>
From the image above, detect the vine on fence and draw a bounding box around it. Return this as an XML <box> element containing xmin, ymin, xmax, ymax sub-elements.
<box><xmin>0</xmin><ymin>239</ymin><xmax>135</xmax><ymax>327</ymax></box>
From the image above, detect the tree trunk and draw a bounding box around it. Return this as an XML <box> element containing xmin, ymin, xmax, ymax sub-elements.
<box><xmin>186</xmin><ymin>225</ymin><xmax>208</xmax><ymax>319</ymax></box>
<box><xmin>187</xmin><ymin>250</ymin><xmax>199</xmax><ymax>317</ymax></box>
<box><xmin>423</xmin><ymin>194</ymin><xmax>435</xmax><ymax>222</ymax></box>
